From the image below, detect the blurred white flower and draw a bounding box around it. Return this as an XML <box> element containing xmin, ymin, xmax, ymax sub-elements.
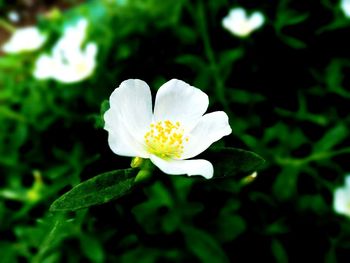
<box><xmin>222</xmin><ymin>7</ymin><xmax>264</xmax><ymax>37</ymax></box>
<box><xmin>2</xmin><ymin>26</ymin><xmax>47</xmax><ymax>53</ymax></box>
<box><xmin>341</xmin><ymin>0</ymin><xmax>350</xmax><ymax>17</ymax></box>
<box><xmin>33</xmin><ymin>18</ymin><xmax>98</xmax><ymax>83</ymax></box>
<box><xmin>104</xmin><ymin>79</ymin><xmax>232</xmax><ymax>179</ymax></box>
<box><xmin>334</xmin><ymin>175</ymin><xmax>350</xmax><ymax>218</ymax></box>
<box><xmin>8</xmin><ymin>11</ymin><xmax>20</xmax><ymax>23</ymax></box>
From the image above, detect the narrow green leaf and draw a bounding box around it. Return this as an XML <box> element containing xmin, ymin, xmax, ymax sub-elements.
<box><xmin>206</xmin><ymin>147</ymin><xmax>265</xmax><ymax>178</ymax></box>
<box><xmin>325</xmin><ymin>246</ymin><xmax>337</xmax><ymax>263</ymax></box>
<box><xmin>219</xmin><ymin>48</ymin><xmax>244</xmax><ymax>68</ymax></box>
<box><xmin>100</xmin><ymin>100</ymin><xmax>110</xmax><ymax>116</ymax></box>
<box><xmin>215</xmin><ymin>214</ymin><xmax>246</xmax><ymax>242</ymax></box>
<box><xmin>271</xmin><ymin>239</ymin><xmax>289</xmax><ymax>263</ymax></box>
<box><xmin>93</xmin><ymin>100</ymin><xmax>110</xmax><ymax>128</ymax></box>
<box><xmin>281</xmin><ymin>35</ymin><xmax>307</xmax><ymax>49</ymax></box>
<box><xmin>273</xmin><ymin>166</ymin><xmax>299</xmax><ymax>200</ymax></box>
<box><xmin>313</xmin><ymin>124</ymin><xmax>348</xmax><ymax>153</ymax></box>
<box><xmin>80</xmin><ymin>234</ymin><xmax>105</xmax><ymax>263</ymax></box>
<box><xmin>50</xmin><ymin>168</ymin><xmax>138</xmax><ymax>211</ymax></box>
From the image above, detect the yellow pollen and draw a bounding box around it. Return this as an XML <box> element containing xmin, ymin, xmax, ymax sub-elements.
<box><xmin>75</xmin><ymin>61</ymin><xmax>88</xmax><ymax>74</ymax></box>
<box><xmin>144</xmin><ymin>120</ymin><xmax>189</xmax><ymax>159</ymax></box>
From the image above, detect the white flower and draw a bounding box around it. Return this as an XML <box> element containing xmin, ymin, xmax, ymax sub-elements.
<box><xmin>33</xmin><ymin>18</ymin><xmax>98</xmax><ymax>83</ymax></box>
<box><xmin>8</xmin><ymin>11</ymin><xmax>20</xmax><ymax>23</ymax></box>
<box><xmin>2</xmin><ymin>26</ymin><xmax>47</xmax><ymax>53</ymax></box>
<box><xmin>103</xmin><ymin>79</ymin><xmax>232</xmax><ymax>179</ymax></box>
<box><xmin>341</xmin><ymin>0</ymin><xmax>350</xmax><ymax>18</ymax></box>
<box><xmin>222</xmin><ymin>7</ymin><xmax>264</xmax><ymax>37</ymax></box>
<box><xmin>334</xmin><ymin>175</ymin><xmax>350</xmax><ymax>218</ymax></box>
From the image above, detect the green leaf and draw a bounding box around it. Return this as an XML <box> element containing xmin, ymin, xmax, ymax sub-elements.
<box><xmin>273</xmin><ymin>166</ymin><xmax>299</xmax><ymax>200</ymax></box>
<box><xmin>100</xmin><ymin>100</ymin><xmax>110</xmax><ymax>116</ymax></box>
<box><xmin>80</xmin><ymin>234</ymin><xmax>105</xmax><ymax>263</ymax></box>
<box><xmin>206</xmin><ymin>147</ymin><xmax>265</xmax><ymax>178</ymax></box>
<box><xmin>313</xmin><ymin>124</ymin><xmax>348</xmax><ymax>153</ymax></box>
<box><xmin>93</xmin><ymin>100</ymin><xmax>110</xmax><ymax>128</ymax></box>
<box><xmin>183</xmin><ymin>226</ymin><xmax>230</xmax><ymax>263</ymax></box>
<box><xmin>215</xmin><ymin>214</ymin><xmax>246</xmax><ymax>242</ymax></box>
<box><xmin>175</xmin><ymin>54</ymin><xmax>205</xmax><ymax>69</ymax></box>
<box><xmin>276</xmin><ymin>12</ymin><xmax>309</xmax><ymax>30</ymax></box>
<box><xmin>50</xmin><ymin>168</ymin><xmax>138</xmax><ymax>211</ymax></box>
<box><xmin>280</xmin><ymin>35</ymin><xmax>307</xmax><ymax>49</ymax></box>
<box><xmin>219</xmin><ymin>48</ymin><xmax>244</xmax><ymax>68</ymax></box>
<box><xmin>325</xmin><ymin>246</ymin><xmax>337</xmax><ymax>263</ymax></box>
<box><xmin>271</xmin><ymin>239</ymin><xmax>289</xmax><ymax>263</ymax></box>
<box><xmin>0</xmin><ymin>242</ymin><xmax>17</xmax><ymax>263</ymax></box>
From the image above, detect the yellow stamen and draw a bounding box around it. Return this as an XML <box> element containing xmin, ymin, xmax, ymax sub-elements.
<box><xmin>144</xmin><ymin>120</ymin><xmax>189</xmax><ymax>159</ymax></box>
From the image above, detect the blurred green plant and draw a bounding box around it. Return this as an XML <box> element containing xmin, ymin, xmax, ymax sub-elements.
<box><xmin>1</xmin><ymin>0</ymin><xmax>350</xmax><ymax>262</ymax></box>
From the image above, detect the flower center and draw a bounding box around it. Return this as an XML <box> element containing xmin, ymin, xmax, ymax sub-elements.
<box><xmin>144</xmin><ymin>120</ymin><xmax>189</xmax><ymax>159</ymax></box>
<box><xmin>75</xmin><ymin>61</ymin><xmax>88</xmax><ymax>74</ymax></box>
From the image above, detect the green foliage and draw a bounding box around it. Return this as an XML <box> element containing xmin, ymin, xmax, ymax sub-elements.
<box><xmin>50</xmin><ymin>168</ymin><xmax>138</xmax><ymax>211</ymax></box>
<box><xmin>183</xmin><ymin>226</ymin><xmax>230</xmax><ymax>263</ymax></box>
<box><xmin>1</xmin><ymin>0</ymin><xmax>350</xmax><ymax>262</ymax></box>
<box><xmin>50</xmin><ymin>147</ymin><xmax>264</xmax><ymax>211</ymax></box>
<box><xmin>271</xmin><ymin>239</ymin><xmax>289</xmax><ymax>263</ymax></box>
<box><xmin>80</xmin><ymin>233</ymin><xmax>105</xmax><ymax>263</ymax></box>
<box><xmin>208</xmin><ymin>147</ymin><xmax>265</xmax><ymax>178</ymax></box>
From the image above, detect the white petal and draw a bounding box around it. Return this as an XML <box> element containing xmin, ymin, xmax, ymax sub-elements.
<box><xmin>150</xmin><ymin>155</ymin><xmax>213</xmax><ymax>179</ymax></box>
<box><xmin>341</xmin><ymin>0</ymin><xmax>350</xmax><ymax>17</ymax></box>
<box><xmin>104</xmin><ymin>79</ymin><xmax>153</xmax><ymax>157</ymax></box>
<box><xmin>60</xmin><ymin>18</ymin><xmax>88</xmax><ymax>50</ymax></box>
<box><xmin>153</xmin><ymin>79</ymin><xmax>208</xmax><ymax>130</ymax></box>
<box><xmin>334</xmin><ymin>188</ymin><xmax>350</xmax><ymax>216</ymax></box>
<box><xmin>33</xmin><ymin>54</ymin><xmax>56</xmax><ymax>79</ymax></box>
<box><xmin>104</xmin><ymin>108</ymin><xmax>150</xmax><ymax>158</ymax></box>
<box><xmin>48</xmin><ymin>41</ymin><xmax>98</xmax><ymax>83</ymax></box>
<box><xmin>229</xmin><ymin>8</ymin><xmax>246</xmax><ymax>21</ymax></box>
<box><xmin>181</xmin><ymin>111</ymin><xmax>232</xmax><ymax>159</ymax></box>
<box><xmin>85</xmin><ymin>43</ymin><xmax>98</xmax><ymax>58</ymax></box>
<box><xmin>222</xmin><ymin>10</ymin><xmax>251</xmax><ymax>37</ymax></box>
<box><xmin>2</xmin><ymin>27</ymin><xmax>47</xmax><ymax>53</ymax></box>
<box><xmin>345</xmin><ymin>175</ymin><xmax>350</xmax><ymax>187</ymax></box>
<box><xmin>249</xmin><ymin>12</ymin><xmax>264</xmax><ymax>30</ymax></box>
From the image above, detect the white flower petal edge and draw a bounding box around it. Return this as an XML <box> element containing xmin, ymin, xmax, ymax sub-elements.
<box><xmin>2</xmin><ymin>27</ymin><xmax>47</xmax><ymax>53</ymax></box>
<box><xmin>154</xmin><ymin>79</ymin><xmax>209</xmax><ymax>130</ymax></box>
<box><xmin>104</xmin><ymin>109</ymin><xmax>148</xmax><ymax>158</ymax></box>
<box><xmin>334</xmin><ymin>187</ymin><xmax>350</xmax><ymax>217</ymax></box>
<box><xmin>346</xmin><ymin>175</ymin><xmax>350</xmax><ymax>187</ymax></box>
<box><xmin>104</xmin><ymin>79</ymin><xmax>153</xmax><ymax>158</ymax></box>
<box><xmin>341</xmin><ymin>0</ymin><xmax>350</xmax><ymax>18</ymax></box>
<box><xmin>249</xmin><ymin>12</ymin><xmax>265</xmax><ymax>29</ymax></box>
<box><xmin>222</xmin><ymin>7</ymin><xmax>265</xmax><ymax>37</ymax></box>
<box><xmin>33</xmin><ymin>55</ymin><xmax>56</xmax><ymax>79</ymax></box>
<box><xmin>181</xmin><ymin>111</ymin><xmax>232</xmax><ymax>159</ymax></box>
<box><xmin>150</xmin><ymin>155</ymin><xmax>214</xmax><ymax>179</ymax></box>
<box><xmin>333</xmin><ymin>174</ymin><xmax>350</xmax><ymax>218</ymax></box>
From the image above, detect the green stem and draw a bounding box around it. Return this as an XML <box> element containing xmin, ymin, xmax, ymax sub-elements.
<box><xmin>195</xmin><ymin>1</ymin><xmax>228</xmax><ymax>110</ymax></box>
<box><xmin>32</xmin><ymin>219</ymin><xmax>61</xmax><ymax>263</ymax></box>
<box><xmin>275</xmin><ymin>147</ymin><xmax>350</xmax><ymax>166</ymax></box>
<box><xmin>134</xmin><ymin>159</ymin><xmax>155</xmax><ymax>183</ymax></box>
